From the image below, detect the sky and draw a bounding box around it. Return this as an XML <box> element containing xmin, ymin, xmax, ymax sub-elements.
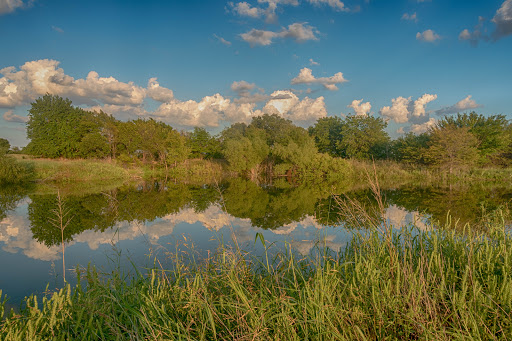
<box><xmin>0</xmin><ymin>0</ymin><xmax>511</xmax><ymax>147</ymax></box>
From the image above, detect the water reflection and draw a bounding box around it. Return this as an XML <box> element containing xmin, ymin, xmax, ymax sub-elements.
<box><xmin>1</xmin><ymin>179</ymin><xmax>511</xmax><ymax>304</ymax></box>
<box><xmin>1</xmin><ymin>179</ymin><xmax>510</xmax><ymax>261</ymax></box>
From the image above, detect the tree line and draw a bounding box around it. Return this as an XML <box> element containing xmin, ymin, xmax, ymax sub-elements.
<box><xmin>14</xmin><ymin>94</ymin><xmax>512</xmax><ymax>179</ymax></box>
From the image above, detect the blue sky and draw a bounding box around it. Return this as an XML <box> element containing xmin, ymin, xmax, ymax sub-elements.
<box><xmin>1</xmin><ymin>0</ymin><xmax>511</xmax><ymax>147</ymax></box>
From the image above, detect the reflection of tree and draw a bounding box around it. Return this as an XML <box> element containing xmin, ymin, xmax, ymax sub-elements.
<box><xmin>188</xmin><ymin>185</ymin><xmax>221</xmax><ymax>213</ymax></box>
<box><xmin>0</xmin><ymin>185</ymin><xmax>30</xmax><ymax>220</ymax></box>
<box><xmin>29</xmin><ymin>193</ymin><xmax>117</xmax><ymax>247</ymax></box>
<box><xmin>385</xmin><ymin>185</ymin><xmax>512</xmax><ymax>229</ymax></box>
<box><xmin>315</xmin><ymin>189</ymin><xmax>386</xmax><ymax>229</ymax></box>
<box><xmin>27</xmin><ymin>182</ymin><xmax>222</xmax><ymax>247</ymax></box>
<box><xmin>222</xmin><ymin>179</ymin><xmax>326</xmax><ymax>229</ymax></box>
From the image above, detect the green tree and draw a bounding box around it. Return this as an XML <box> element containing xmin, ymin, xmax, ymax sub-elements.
<box><xmin>424</xmin><ymin>125</ymin><xmax>479</xmax><ymax>173</ymax></box>
<box><xmin>187</xmin><ymin>127</ymin><xmax>221</xmax><ymax>159</ymax></box>
<box><xmin>337</xmin><ymin>115</ymin><xmax>390</xmax><ymax>160</ymax></box>
<box><xmin>392</xmin><ymin>132</ymin><xmax>430</xmax><ymax>164</ymax></box>
<box><xmin>308</xmin><ymin>116</ymin><xmax>344</xmax><ymax>156</ymax></box>
<box><xmin>0</xmin><ymin>138</ymin><xmax>10</xmax><ymax>155</ymax></box>
<box><xmin>25</xmin><ymin>94</ymin><xmax>87</xmax><ymax>158</ymax></box>
<box><xmin>438</xmin><ymin>112</ymin><xmax>511</xmax><ymax>164</ymax></box>
<box><xmin>250</xmin><ymin>114</ymin><xmax>299</xmax><ymax>147</ymax></box>
<box><xmin>223</xmin><ymin>126</ymin><xmax>269</xmax><ymax>176</ymax></box>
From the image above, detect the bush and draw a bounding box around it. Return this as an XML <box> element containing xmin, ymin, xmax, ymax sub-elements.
<box><xmin>0</xmin><ymin>155</ymin><xmax>34</xmax><ymax>185</ymax></box>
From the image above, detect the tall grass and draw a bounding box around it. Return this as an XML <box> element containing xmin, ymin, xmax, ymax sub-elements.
<box><xmin>16</xmin><ymin>157</ymin><xmax>142</xmax><ymax>183</ymax></box>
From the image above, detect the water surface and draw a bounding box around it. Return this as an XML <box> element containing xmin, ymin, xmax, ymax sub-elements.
<box><xmin>1</xmin><ymin>179</ymin><xmax>510</xmax><ymax>306</ymax></box>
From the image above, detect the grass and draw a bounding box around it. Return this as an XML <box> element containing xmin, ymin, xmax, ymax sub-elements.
<box><xmin>2</xmin><ymin>211</ymin><xmax>512</xmax><ymax>339</ymax></box>
<box><xmin>14</xmin><ymin>155</ymin><xmax>227</xmax><ymax>184</ymax></box>
<box><xmin>15</xmin><ymin>156</ymin><xmax>144</xmax><ymax>183</ymax></box>
<box><xmin>349</xmin><ymin>159</ymin><xmax>512</xmax><ymax>188</ymax></box>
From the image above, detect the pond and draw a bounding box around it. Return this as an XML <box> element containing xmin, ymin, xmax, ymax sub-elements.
<box><xmin>1</xmin><ymin>178</ymin><xmax>511</xmax><ymax>308</ymax></box>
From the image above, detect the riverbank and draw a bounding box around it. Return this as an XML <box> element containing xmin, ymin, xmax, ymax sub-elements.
<box><xmin>13</xmin><ymin>156</ymin><xmax>226</xmax><ymax>184</ymax></box>
<box><xmin>8</xmin><ymin>155</ymin><xmax>512</xmax><ymax>190</ymax></box>
<box><xmin>1</xmin><ymin>216</ymin><xmax>511</xmax><ymax>340</ymax></box>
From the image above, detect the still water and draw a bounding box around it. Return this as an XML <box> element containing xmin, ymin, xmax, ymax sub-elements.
<box><xmin>1</xmin><ymin>179</ymin><xmax>511</xmax><ymax>306</ymax></box>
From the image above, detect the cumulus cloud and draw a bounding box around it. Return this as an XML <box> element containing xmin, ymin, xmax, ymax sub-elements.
<box><xmin>412</xmin><ymin>93</ymin><xmax>437</xmax><ymax>119</ymax></box>
<box><xmin>492</xmin><ymin>0</ymin><xmax>512</xmax><ymax>40</ymax></box>
<box><xmin>229</xmin><ymin>0</ymin><xmax>299</xmax><ymax>23</ymax></box>
<box><xmin>0</xmin><ymin>0</ymin><xmax>29</xmax><ymax>15</ymax></box>
<box><xmin>416</xmin><ymin>29</ymin><xmax>441</xmax><ymax>42</ymax></box>
<box><xmin>435</xmin><ymin>95</ymin><xmax>481</xmax><ymax>116</ymax></box>
<box><xmin>240</xmin><ymin>23</ymin><xmax>319</xmax><ymax>46</ymax></box>
<box><xmin>379</xmin><ymin>94</ymin><xmax>437</xmax><ymax>124</ymax></box>
<box><xmin>231</xmin><ymin>80</ymin><xmax>269</xmax><ymax>104</ymax></box>
<box><xmin>347</xmin><ymin>99</ymin><xmax>371</xmax><ymax>116</ymax></box>
<box><xmin>380</xmin><ymin>96</ymin><xmax>410</xmax><ymax>123</ymax></box>
<box><xmin>409</xmin><ymin>117</ymin><xmax>437</xmax><ymax>134</ymax></box>
<box><xmin>291</xmin><ymin>67</ymin><xmax>347</xmax><ymax>90</ymax></box>
<box><xmin>459</xmin><ymin>16</ymin><xmax>486</xmax><ymax>46</ymax></box>
<box><xmin>3</xmin><ymin>109</ymin><xmax>28</xmax><ymax>123</ymax></box>
<box><xmin>149</xmin><ymin>94</ymin><xmax>266</xmax><ymax>128</ymax></box>
<box><xmin>146</xmin><ymin>78</ymin><xmax>174</xmax><ymax>103</ymax></box>
<box><xmin>213</xmin><ymin>34</ymin><xmax>232</xmax><ymax>46</ymax></box>
<box><xmin>309</xmin><ymin>58</ymin><xmax>319</xmax><ymax>66</ymax></box>
<box><xmin>0</xmin><ymin>59</ymin><xmax>146</xmax><ymax>108</ymax></box>
<box><xmin>240</xmin><ymin>29</ymin><xmax>279</xmax><ymax>46</ymax></box>
<box><xmin>0</xmin><ymin>59</ymin><xmax>329</xmax><ymax>130</ymax></box>
<box><xmin>460</xmin><ymin>1</ymin><xmax>512</xmax><ymax>45</ymax></box>
<box><xmin>231</xmin><ymin>80</ymin><xmax>256</xmax><ymax>93</ymax></box>
<box><xmin>307</xmin><ymin>0</ymin><xmax>349</xmax><ymax>12</ymax></box>
<box><xmin>281</xmin><ymin>23</ymin><xmax>319</xmax><ymax>42</ymax></box>
<box><xmin>402</xmin><ymin>12</ymin><xmax>417</xmax><ymax>22</ymax></box>
<box><xmin>262</xmin><ymin>90</ymin><xmax>327</xmax><ymax>127</ymax></box>
<box><xmin>229</xmin><ymin>1</ymin><xmax>263</xmax><ymax>18</ymax></box>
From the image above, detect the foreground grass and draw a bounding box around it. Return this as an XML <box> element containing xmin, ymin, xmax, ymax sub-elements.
<box><xmin>2</xmin><ymin>217</ymin><xmax>512</xmax><ymax>340</ymax></box>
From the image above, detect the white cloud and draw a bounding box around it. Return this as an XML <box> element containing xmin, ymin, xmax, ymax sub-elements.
<box><xmin>492</xmin><ymin>0</ymin><xmax>512</xmax><ymax>40</ymax></box>
<box><xmin>281</xmin><ymin>23</ymin><xmax>319</xmax><ymax>42</ymax></box>
<box><xmin>412</xmin><ymin>93</ymin><xmax>437</xmax><ymax>119</ymax></box>
<box><xmin>240</xmin><ymin>29</ymin><xmax>279</xmax><ymax>46</ymax></box>
<box><xmin>231</xmin><ymin>80</ymin><xmax>256</xmax><ymax>93</ymax></box>
<box><xmin>291</xmin><ymin>67</ymin><xmax>347</xmax><ymax>90</ymax></box>
<box><xmin>402</xmin><ymin>12</ymin><xmax>417</xmax><ymax>22</ymax></box>
<box><xmin>435</xmin><ymin>95</ymin><xmax>481</xmax><ymax>116</ymax></box>
<box><xmin>309</xmin><ymin>58</ymin><xmax>320</xmax><ymax>66</ymax></box>
<box><xmin>459</xmin><ymin>28</ymin><xmax>471</xmax><ymax>40</ymax></box>
<box><xmin>262</xmin><ymin>90</ymin><xmax>327</xmax><ymax>127</ymax></box>
<box><xmin>229</xmin><ymin>0</ymin><xmax>299</xmax><ymax>23</ymax></box>
<box><xmin>409</xmin><ymin>117</ymin><xmax>437</xmax><ymax>134</ymax></box>
<box><xmin>379</xmin><ymin>96</ymin><xmax>411</xmax><ymax>123</ymax></box>
<box><xmin>307</xmin><ymin>0</ymin><xmax>349</xmax><ymax>12</ymax></box>
<box><xmin>380</xmin><ymin>94</ymin><xmax>437</xmax><ymax>124</ymax></box>
<box><xmin>3</xmin><ymin>109</ymin><xmax>28</xmax><ymax>123</ymax></box>
<box><xmin>347</xmin><ymin>99</ymin><xmax>371</xmax><ymax>116</ymax></box>
<box><xmin>0</xmin><ymin>59</ymin><xmax>146</xmax><ymax>108</ymax></box>
<box><xmin>231</xmin><ymin>80</ymin><xmax>269</xmax><ymax>104</ymax></box>
<box><xmin>213</xmin><ymin>34</ymin><xmax>232</xmax><ymax>46</ymax></box>
<box><xmin>146</xmin><ymin>78</ymin><xmax>174</xmax><ymax>103</ymax></box>
<box><xmin>229</xmin><ymin>1</ymin><xmax>263</xmax><ymax>18</ymax></box>
<box><xmin>416</xmin><ymin>29</ymin><xmax>441</xmax><ymax>42</ymax></box>
<box><xmin>151</xmin><ymin>94</ymin><xmax>263</xmax><ymax>128</ymax></box>
<box><xmin>0</xmin><ymin>59</ymin><xmax>329</xmax><ymax>130</ymax></box>
<box><xmin>0</xmin><ymin>0</ymin><xmax>28</xmax><ymax>15</ymax></box>
<box><xmin>240</xmin><ymin>23</ymin><xmax>319</xmax><ymax>46</ymax></box>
